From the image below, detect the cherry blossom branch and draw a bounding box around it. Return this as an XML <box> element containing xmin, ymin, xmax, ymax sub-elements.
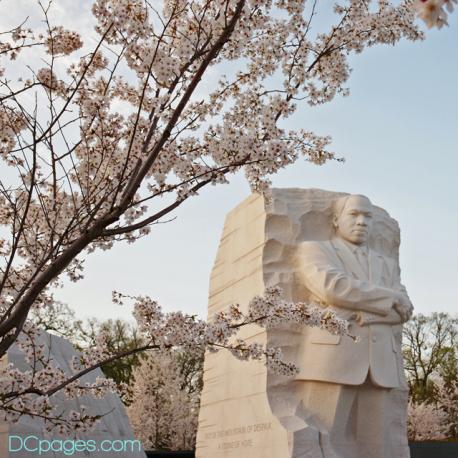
<box><xmin>117</xmin><ymin>0</ymin><xmax>246</xmax><ymax>209</ymax></box>
<box><xmin>1</xmin><ymin>286</ymin><xmax>350</xmax><ymax>431</ymax></box>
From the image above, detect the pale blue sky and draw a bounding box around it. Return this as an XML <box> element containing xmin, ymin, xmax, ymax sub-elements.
<box><xmin>3</xmin><ymin>2</ymin><xmax>457</xmax><ymax>321</ymax></box>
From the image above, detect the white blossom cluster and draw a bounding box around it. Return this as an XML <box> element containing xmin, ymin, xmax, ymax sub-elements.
<box><xmin>408</xmin><ymin>400</ymin><xmax>449</xmax><ymax>440</ymax></box>
<box><xmin>0</xmin><ymin>25</ymin><xmax>35</xmax><ymax>60</ymax></box>
<box><xmin>0</xmin><ymin>107</ymin><xmax>27</xmax><ymax>161</ymax></box>
<box><xmin>45</xmin><ymin>26</ymin><xmax>83</xmax><ymax>56</ymax></box>
<box><xmin>408</xmin><ymin>375</ymin><xmax>458</xmax><ymax>440</ymax></box>
<box><xmin>92</xmin><ymin>0</ymin><xmax>151</xmax><ymax>42</ymax></box>
<box><xmin>413</xmin><ymin>0</ymin><xmax>457</xmax><ymax>28</ymax></box>
<box><xmin>36</xmin><ymin>68</ymin><xmax>67</xmax><ymax>95</ymax></box>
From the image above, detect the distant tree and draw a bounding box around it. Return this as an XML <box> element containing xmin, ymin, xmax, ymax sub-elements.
<box><xmin>30</xmin><ymin>300</ymin><xmax>83</xmax><ymax>342</ymax></box>
<box><xmin>403</xmin><ymin>313</ymin><xmax>457</xmax><ymax>403</ymax></box>
<box><xmin>175</xmin><ymin>346</ymin><xmax>205</xmax><ymax>397</ymax></box>
<box><xmin>77</xmin><ymin>317</ymin><xmax>144</xmax><ymax>390</ymax></box>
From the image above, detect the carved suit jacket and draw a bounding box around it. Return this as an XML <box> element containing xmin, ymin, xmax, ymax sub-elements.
<box><xmin>295</xmin><ymin>238</ymin><xmax>408</xmax><ymax>389</ymax></box>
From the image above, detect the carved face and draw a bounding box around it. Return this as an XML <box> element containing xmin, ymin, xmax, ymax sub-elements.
<box><xmin>334</xmin><ymin>195</ymin><xmax>373</xmax><ymax>245</ymax></box>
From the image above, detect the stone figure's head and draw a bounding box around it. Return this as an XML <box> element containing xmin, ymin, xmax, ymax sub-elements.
<box><xmin>333</xmin><ymin>194</ymin><xmax>373</xmax><ymax>245</ymax></box>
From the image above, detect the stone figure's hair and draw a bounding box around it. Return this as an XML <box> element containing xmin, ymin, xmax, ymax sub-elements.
<box><xmin>333</xmin><ymin>194</ymin><xmax>372</xmax><ymax>221</ymax></box>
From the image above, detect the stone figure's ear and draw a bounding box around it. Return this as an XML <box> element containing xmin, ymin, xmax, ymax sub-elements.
<box><xmin>333</xmin><ymin>213</ymin><xmax>339</xmax><ymax>230</ymax></box>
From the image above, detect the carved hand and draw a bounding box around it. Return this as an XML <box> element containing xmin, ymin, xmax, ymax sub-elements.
<box><xmin>393</xmin><ymin>292</ymin><xmax>413</xmax><ymax>322</ymax></box>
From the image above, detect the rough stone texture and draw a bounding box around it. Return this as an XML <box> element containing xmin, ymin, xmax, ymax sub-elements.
<box><xmin>196</xmin><ymin>188</ymin><xmax>405</xmax><ymax>458</ymax></box>
<box><xmin>0</xmin><ymin>332</ymin><xmax>146</xmax><ymax>458</ymax></box>
<box><xmin>195</xmin><ymin>192</ymin><xmax>290</xmax><ymax>458</ymax></box>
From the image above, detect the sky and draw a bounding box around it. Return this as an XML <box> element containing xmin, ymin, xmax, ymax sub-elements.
<box><xmin>2</xmin><ymin>1</ymin><xmax>458</xmax><ymax>323</ymax></box>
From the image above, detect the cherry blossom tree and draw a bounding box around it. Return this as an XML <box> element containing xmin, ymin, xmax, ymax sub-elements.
<box><xmin>408</xmin><ymin>398</ymin><xmax>449</xmax><ymax>441</ymax></box>
<box><xmin>408</xmin><ymin>374</ymin><xmax>458</xmax><ymax>441</ymax></box>
<box><xmin>436</xmin><ymin>375</ymin><xmax>458</xmax><ymax>438</ymax></box>
<box><xmin>127</xmin><ymin>350</ymin><xmax>202</xmax><ymax>450</ymax></box>
<box><xmin>0</xmin><ymin>0</ymin><xmax>452</xmax><ymax>433</ymax></box>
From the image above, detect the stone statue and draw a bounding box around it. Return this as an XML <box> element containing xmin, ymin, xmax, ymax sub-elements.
<box><xmin>195</xmin><ymin>189</ymin><xmax>412</xmax><ymax>458</ymax></box>
<box><xmin>291</xmin><ymin>194</ymin><xmax>413</xmax><ymax>458</ymax></box>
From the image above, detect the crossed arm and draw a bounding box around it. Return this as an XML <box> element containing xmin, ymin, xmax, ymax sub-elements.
<box><xmin>298</xmin><ymin>242</ymin><xmax>413</xmax><ymax>325</ymax></box>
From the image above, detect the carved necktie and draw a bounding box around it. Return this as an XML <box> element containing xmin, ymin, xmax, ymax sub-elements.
<box><xmin>355</xmin><ymin>247</ymin><xmax>369</xmax><ymax>276</ymax></box>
